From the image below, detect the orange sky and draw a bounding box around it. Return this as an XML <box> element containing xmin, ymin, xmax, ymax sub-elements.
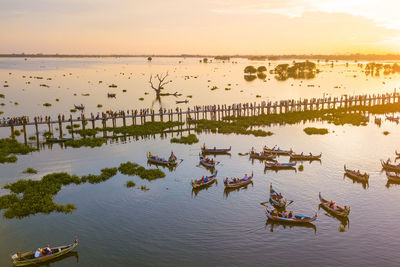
<box><xmin>1</xmin><ymin>0</ymin><xmax>399</xmax><ymax>54</ymax></box>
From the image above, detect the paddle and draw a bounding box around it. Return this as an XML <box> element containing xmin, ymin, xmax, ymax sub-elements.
<box><xmin>286</xmin><ymin>200</ymin><xmax>294</xmax><ymax>207</ymax></box>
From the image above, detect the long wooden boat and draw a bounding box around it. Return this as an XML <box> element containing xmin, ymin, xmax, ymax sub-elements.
<box><xmin>261</xmin><ymin>203</ymin><xmax>317</xmax><ymax>224</ymax></box>
<box><xmin>74</xmin><ymin>104</ymin><xmax>84</xmax><ymax>110</ymax></box>
<box><xmin>224</xmin><ymin>172</ymin><xmax>253</xmax><ymax>189</ymax></box>
<box><xmin>263</xmin><ymin>147</ymin><xmax>293</xmax><ymax>155</ymax></box>
<box><xmin>11</xmin><ymin>238</ymin><xmax>78</xmax><ymax>266</ymax></box>
<box><xmin>265</xmin><ymin>161</ymin><xmax>296</xmax><ymax>169</ymax></box>
<box><xmin>147</xmin><ymin>153</ymin><xmax>178</xmax><ymax>166</ymax></box>
<box><xmin>46</xmin><ymin>137</ymin><xmax>73</xmax><ymax>143</ymax></box>
<box><xmin>201</xmin><ymin>146</ymin><xmax>231</xmax><ymax>154</ymax></box>
<box><xmin>319</xmin><ymin>192</ymin><xmax>350</xmax><ymax>218</ymax></box>
<box><xmin>386</xmin><ymin>171</ymin><xmax>400</xmax><ymax>182</ymax></box>
<box><xmin>269</xmin><ymin>185</ymin><xmax>287</xmax><ymax>209</ymax></box>
<box><xmin>107</xmin><ymin>93</ymin><xmax>116</xmax><ymax>98</ymax></box>
<box><xmin>344</xmin><ymin>165</ymin><xmax>369</xmax><ymax>181</ymax></box>
<box><xmin>380</xmin><ymin>160</ymin><xmax>400</xmax><ymax>172</ymax></box>
<box><xmin>249</xmin><ymin>151</ymin><xmax>275</xmax><ymax>161</ymax></box>
<box><xmin>290</xmin><ymin>153</ymin><xmax>322</xmax><ymax>161</ymax></box>
<box><xmin>199</xmin><ymin>155</ymin><xmax>216</xmax><ymax>168</ymax></box>
<box><xmin>191</xmin><ymin>171</ymin><xmax>217</xmax><ymax>189</ymax></box>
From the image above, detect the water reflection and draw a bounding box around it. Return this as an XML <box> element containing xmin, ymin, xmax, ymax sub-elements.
<box><xmin>265</xmin><ymin>220</ymin><xmax>317</xmax><ymax>234</ymax></box>
<box><xmin>343</xmin><ymin>175</ymin><xmax>369</xmax><ymax>189</ymax></box>
<box><xmin>264</xmin><ymin>167</ymin><xmax>297</xmax><ymax>174</ymax></box>
<box><xmin>36</xmin><ymin>251</ymin><xmax>79</xmax><ymax>266</ymax></box>
<box><xmin>223</xmin><ymin>183</ymin><xmax>253</xmax><ymax>199</ymax></box>
<box><xmin>191</xmin><ymin>182</ymin><xmax>218</xmax><ymax>198</ymax></box>
<box><xmin>318</xmin><ymin>205</ymin><xmax>350</xmax><ymax>232</ymax></box>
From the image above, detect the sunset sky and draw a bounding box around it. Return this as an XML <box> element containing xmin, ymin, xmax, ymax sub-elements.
<box><xmin>1</xmin><ymin>0</ymin><xmax>400</xmax><ymax>55</ymax></box>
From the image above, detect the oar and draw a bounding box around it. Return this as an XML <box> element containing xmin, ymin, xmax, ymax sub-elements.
<box><xmin>286</xmin><ymin>200</ymin><xmax>294</xmax><ymax>207</ymax></box>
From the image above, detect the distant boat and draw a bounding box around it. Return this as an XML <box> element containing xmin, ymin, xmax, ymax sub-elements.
<box><xmin>74</xmin><ymin>104</ymin><xmax>84</xmax><ymax>110</ymax></box>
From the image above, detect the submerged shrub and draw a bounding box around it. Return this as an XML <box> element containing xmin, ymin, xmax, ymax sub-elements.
<box><xmin>170</xmin><ymin>134</ymin><xmax>199</xmax><ymax>145</ymax></box>
<box><xmin>126</xmin><ymin>180</ymin><xmax>136</xmax><ymax>188</ymax></box>
<box><xmin>23</xmin><ymin>168</ymin><xmax>38</xmax><ymax>174</ymax></box>
<box><xmin>304</xmin><ymin>127</ymin><xmax>329</xmax><ymax>135</ymax></box>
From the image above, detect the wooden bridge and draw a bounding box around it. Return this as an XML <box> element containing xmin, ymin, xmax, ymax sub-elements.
<box><xmin>2</xmin><ymin>90</ymin><xmax>400</xmax><ymax>145</ymax></box>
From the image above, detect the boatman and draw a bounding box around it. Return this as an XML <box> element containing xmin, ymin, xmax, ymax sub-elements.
<box><xmin>11</xmin><ymin>252</ymin><xmax>21</xmax><ymax>260</ymax></box>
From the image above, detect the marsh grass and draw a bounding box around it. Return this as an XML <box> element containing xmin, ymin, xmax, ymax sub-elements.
<box><xmin>383</xmin><ymin>131</ymin><xmax>390</xmax><ymax>135</ymax></box>
<box><xmin>0</xmin><ymin>138</ymin><xmax>36</xmax><ymax>164</ymax></box>
<box><xmin>23</xmin><ymin>168</ymin><xmax>37</xmax><ymax>174</ymax></box>
<box><xmin>170</xmin><ymin>134</ymin><xmax>199</xmax><ymax>144</ymax></box>
<box><xmin>126</xmin><ymin>180</ymin><xmax>136</xmax><ymax>188</ymax></box>
<box><xmin>118</xmin><ymin>161</ymin><xmax>165</xmax><ymax>180</ymax></box>
<box><xmin>304</xmin><ymin>127</ymin><xmax>329</xmax><ymax>135</ymax></box>
<box><xmin>43</xmin><ymin>103</ymin><xmax>52</xmax><ymax>107</ymax></box>
<box><xmin>64</xmin><ymin>137</ymin><xmax>107</xmax><ymax>148</ymax></box>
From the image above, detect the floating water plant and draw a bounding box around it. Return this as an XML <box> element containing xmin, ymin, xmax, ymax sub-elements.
<box><xmin>64</xmin><ymin>137</ymin><xmax>107</xmax><ymax>148</ymax></box>
<box><xmin>383</xmin><ymin>131</ymin><xmax>390</xmax><ymax>135</ymax></box>
<box><xmin>109</xmin><ymin>84</ymin><xmax>118</xmax><ymax>88</ymax></box>
<box><xmin>211</xmin><ymin>86</ymin><xmax>218</xmax><ymax>91</ymax></box>
<box><xmin>304</xmin><ymin>127</ymin><xmax>329</xmax><ymax>135</ymax></box>
<box><xmin>43</xmin><ymin>103</ymin><xmax>52</xmax><ymax>107</ymax></box>
<box><xmin>23</xmin><ymin>168</ymin><xmax>38</xmax><ymax>174</ymax></box>
<box><xmin>0</xmin><ymin>94</ymin><xmax>4</xmax><ymax>98</ymax></box>
<box><xmin>118</xmin><ymin>161</ymin><xmax>165</xmax><ymax>180</ymax></box>
<box><xmin>97</xmin><ymin>104</ymin><xmax>103</xmax><ymax>108</ymax></box>
<box><xmin>0</xmin><ymin>138</ymin><xmax>36</xmax><ymax>164</ymax></box>
<box><xmin>126</xmin><ymin>180</ymin><xmax>136</xmax><ymax>188</ymax></box>
<box><xmin>14</xmin><ymin>130</ymin><xmax>21</xmax><ymax>136</ymax></box>
<box><xmin>170</xmin><ymin>134</ymin><xmax>199</xmax><ymax>144</ymax></box>
<box><xmin>70</xmin><ymin>109</ymin><xmax>77</xmax><ymax>113</ymax></box>
<box><xmin>140</xmin><ymin>185</ymin><xmax>150</xmax><ymax>191</ymax></box>
<box><xmin>298</xmin><ymin>165</ymin><xmax>304</xmax><ymax>171</ymax></box>
<box><xmin>139</xmin><ymin>97</ymin><xmax>144</xmax><ymax>101</ymax></box>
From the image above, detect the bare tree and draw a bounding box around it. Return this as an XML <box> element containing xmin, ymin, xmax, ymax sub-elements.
<box><xmin>149</xmin><ymin>72</ymin><xmax>170</xmax><ymax>95</ymax></box>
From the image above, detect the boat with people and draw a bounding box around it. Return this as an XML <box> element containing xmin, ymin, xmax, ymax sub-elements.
<box><xmin>191</xmin><ymin>171</ymin><xmax>218</xmax><ymax>189</ymax></box>
<box><xmin>343</xmin><ymin>165</ymin><xmax>369</xmax><ymax>181</ymax></box>
<box><xmin>381</xmin><ymin>159</ymin><xmax>400</xmax><ymax>172</ymax></box>
<box><xmin>45</xmin><ymin>137</ymin><xmax>73</xmax><ymax>143</ymax></box>
<box><xmin>73</xmin><ymin>104</ymin><xmax>84</xmax><ymax>110</ymax></box>
<box><xmin>263</xmin><ymin>145</ymin><xmax>293</xmax><ymax>155</ymax></box>
<box><xmin>201</xmin><ymin>144</ymin><xmax>231</xmax><ymax>154</ymax></box>
<box><xmin>386</xmin><ymin>171</ymin><xmax>400</xmax><ymax>182</ymax></box>
<box><xmin>260</xmin><ymin>202</ymin><xmax>317</xmax><ymax>224</ymax></box>
<box><xmin>269</xmin><ymin>184</ymin><xmax>287</xmax><ymax>209</ymax></box>
<box><xmin>199</xmin><ymin>155</ymin><xmax>216</xmax><ymax>168</ymax></box>
<box><xmin>249</xmin><ymin>150</ymin><xmax>276</xmax><ymax>161</ymax></box>
<box><xmin>224</xmin><ymin>172</ymin><xmax>253</xmax><ymax>189</ymax></box>
<box><xmin>319</xmin><ymin>192</ymin><xmax>350</xmax><ymax>218</ymax></box>
<box><xmin>10</xmin><ymin>237</ymin><xmax>78</xmax><ymax>266</ymax></box>
<box><xmin>107</xmin><ymin>93</ymin><xmax>116</xmax><ymax>98</ymax></box>
<box><xmin>265</xmin><ymin>161</ymin><xmax>296</xmax><ymax>169</ymax></box>
<box><xmin>290</xmin><ymin>152</ymin><xmax>322</xmax><ymax>161</ymax></box>
<box><xmin>147</xmin><ymin>151</ymin><xmax>178</xmax><ymax>166</ymax></box>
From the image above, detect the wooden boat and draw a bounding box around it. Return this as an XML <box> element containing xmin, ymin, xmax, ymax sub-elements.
<box><xmin>107</xmin><ymin>93</ymin><xmax>116</xmax><ymax>98</ymax></box>
<box><xmin>344</xmin><ymin>165</ymin><xmax>369</xmax><ymax>181</ymax></box>
<box><xmin>73</xmin><ymin>104</ymin><xmax>84</xmax><ymax>110</ymax></box>
<box><xmin>224</xmin><ymin>172</ymin><xmax>253</xmax><ymax>189</ymax></box>
<box><xmin>199</xmin><ymin>155</ymin><xmax>216</xmax><ymax>168</ymax></box>
<box><xmin>261</xmin><ymin>202</ymin><xmax>317</xmax><ymax>224</ymax></box>
<box><xmin>176</xmin><ymin>100</ymin><xmax>189</xmax><ymax>104</ymax></box>
<box><xmin>201</xmin><ymin>145</ymin><xmax>231</xmax><ymax>154</ymax></box>
<box><xmin>290</xmin><ymin>153</ymin><xmax>322</xmax><ymax>161</ymax></box>
<box><xmin>269</xmin><ymin>185</ymin><xmax>287</xmax><ymax>209</ymax></box>
<box><xmin>265</xmin><ymin>161</ymin><xmax>296</xmax><ymax>169</ymax></box>
<box><xmin>11</xmin><ymin>237</ymin><xmax>78</xmax><ymax>266</ymax></box>
<box><xmin>386</xmin><ymin>171</ymin><xmax>400</xmax><ymax>182</ymax></box>
<box><xmin>319</xmin><ymin>192</ymin><xmax>350</xmax><ymax>218</ymax></box>
<box><xmin>263</xmin><ymin>147</ymin><xmax>293</xmax><ymax>155</ymax></box>
<box><xmin>249</xmin><ymin>151</ymin><xmax>275</xmax><ymax>161</ymax></box>
<box><xmin>381</xmin><ymin>160</ymin><xmax>400</xmax><ymax>172</ymax></box>
<box><xmin>147</xmin><ymin>153</ymin><xmax>178</xmax><ymax>166</ymax></box>
<box><xmin>191</xmin><ymin>171</ymin><xmax>217</xmax><ymax>189</ymax></box>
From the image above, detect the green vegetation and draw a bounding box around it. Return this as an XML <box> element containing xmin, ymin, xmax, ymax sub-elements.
<box><xmin>140</xmin><ymin>185</ymin><xmax>150</xmax><ymax>191</ymax></box>
<box><xmin>211</xmin><ymin>86</ymin><xmax>218</xmax><ymax>91</ymax></box>
<box><xmin>273</xmin><ymin>60</ymin><xmax>318</xmax><ymax>80</ymax></box>
<box><xmin>304</xmin><ymin>127</ymin><xmax>329</xmax><ymax>135</ymax></box>
<box><xmin>118</xmin><ymin>161</ymin><xmax>165</xmax><ymax>181</ymax></box>
<box><xmin>0</xmin><ymin>168</ymin><xmax>117</xmax><ymax>218</ymax></box>
<box><xmin>43</xmin><ymin>103</ymin><xmax>52</xmax><ymax>107</ymax></box>
<box><xmin>126</xmin><ymin>180</ymin><xmax>136</xmax><ymax>188</ymax></box>
<box><xmin>97</xmin><ymin>104</ymin><xmax>103</xmax><ymax>108</ymax></box>
<box><xmin>109</xmin><ymin>84</ymin><xmax>118</xmax><ymax>88</ymax></box>
<box><xmin>244</xmin><ymin>66</ymin><xmax>257</xmax><ymax>75</ymax></box>
<box><xmin>0</xmin><ymin>94</ymin><xmax>4</xmax><ymax>98</ymax></box>
<box><xmin>43</xmin><ymin>131</ymin><xmax>53</xmax><ymax>138</ymax></box>
<box><xmin>14</xmin><ymin>130</ymin><xmax>21</xmax><ymax>136</ymax></box>
<box><xmin>383</xmin><ymin>131</ymin><xmax>390</xmax><ymax>135</ymax></box>
<box><xmin>28</xmin><ymin>136</ymin><xmax>36</xmax><ymax>141</ymax></box>
<box><xmin>56</xmin><ymin>98</ymin><xmax>59</xmax><ymax>102</ymax></box>
<box><xmin>64</xmin><ymin>137</ymin><xmax>107</xmax><ymax>148</ymax></box>
<box><xmin>170</xmin><ymin>134</ymin><xmax>199</xmax><ymax>144</ymax></box>
<box><xmin>0</xmin><ymin>138</ymin><xmax>36</xmax><ymax>164</ymax></box>
<box><xmin>23</xmin><ymin>168</ymin><xmax>38</xmax><ymax>174</ymax></box>
<box><xmin>82</xmin><ymin>93</ymin><xmax>90</xmax><ymax>96</ymax></box>
<box><xmin>122</xmin><ymin>89</ymin><xmax>127</xmax><ymax>92</ymax></box>
<box><xmin>70</xmin><ymin>109</ymin><xmax>77</xmax><ymax>113</ymax></box>
<box><xmin>139</xmin><ymin>97</ymin><xmax>144</xmax><ymax>101</ymax></box>
<box><xmin>257</xmin><ymin>66</ymin><xmax>267</xmax><ymax>72</ymax></box>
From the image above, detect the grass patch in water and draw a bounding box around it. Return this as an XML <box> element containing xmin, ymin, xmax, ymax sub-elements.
<box><xmin>298</xmin><ymin>165</ymin><xmax>304</xmax><ymax>171</ymax></box>
<box><xmin>304</xmin><ymin>127</ymin><xmax>328</xmax><ymax>135</ymax></box>
<box><xmin>0</xmin><ymin>138</ymin><xmax>36</xmax><ymax>164</ymax></box>
<box><xmin>170</xmin><ymin>134</ymin><xmax>199</xmax><ymax>144</ymax></box>
<box><xmin>192</xmin><ymin>119</ymin><xmax>273</xmax><ymax>137</ymax></box>
<box><xmin>140</xmin><ymin>185</ymin><xmax>150</xmax><ymax>191</ymax></box>
<box><xmin>118</xmin><ymin>161</ymin><xmax>166</xmax><ymax>181</ymax></box>
<box><xmin>28</xmin><ymin>136</ymin><xmax>36</xmax><ymax>141</ymax></box>
<box><xmin>70</xmin><ymin>109</ymin><xmax>77</xmax><ymax>113</ymax></box>
<box><xmin>126</xmin><ymin>180</ymin><xmax>136</xmax><ymax>188</ymax></box>
<box><xmin>383</xmin><ymin>131</ymin><xmax>390</xmax><ymax>135</ymax></box>
<box><xmin>43</xmin><ymin>103</ymin><xmax>51</xmax><ymax>107</ymax></box>
<box><xmin>97</xmin><ymin>104</ymin><xmax>103</xmax><ymax>108</ymax></box>
<box><xmin>64</xmin><ymin>137</ymin><xmax>107</xmax><ymax>148</ymax></box>
<box><xmin>23</xmin><ymin>168</ymin><xmax>38</xmax><ymax>174</ymax></box>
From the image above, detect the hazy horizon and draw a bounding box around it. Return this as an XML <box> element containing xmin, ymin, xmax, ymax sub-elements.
<box><xmin>1</xmin><ymin>0</ymin><xmax>400</xmax><ymax>55</ymax></box>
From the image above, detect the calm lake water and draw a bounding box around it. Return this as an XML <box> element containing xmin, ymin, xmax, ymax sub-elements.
<box><xmin>0</xmin><ymin>58</ymin><xmax>400</xmax><ymax>266</ymax></box>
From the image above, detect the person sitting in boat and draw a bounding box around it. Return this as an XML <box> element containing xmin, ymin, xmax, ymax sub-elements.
<box><xmin>201</xmin><ymin>176</ymin><xmax>205</xmax><ymax>183</ymax></box>
<box><xmin>259</xmin><ymin>152</ymin><xmax>262</xmax><ymax>157</ymax></box>
<box><xmin>288</xmin><ymin>211</ymin><xmax>294</xmax><ymax>218</ymax></box>
<box><xmin>301</xmin><ymin>152</ymin><xmax>304</xmax><ymax>156</ymax></box>
<box><xmin>44</xmin><ymin>245</ymin><xmax>52</xmax><ymax>255</ymax></box>
<box><xmin>271</xmin><ymin>209</ymin><xmax>278</xmax><ymax>216</ymax></box>
<box><xmin>202</xmin><ymin>143</ymin><xmax>206</xmax><ymax>150</ymax></box>
<box><xmin>169</xmin><ymin>151</ymin><xmax>176</xmax><ymax>162</ymax></box>
<box><xmin>332</xmin><ymin>201</ymin><xmax>337</xmax><ymax>210</ymax></box>
<box><xmin>11</xmin><ymin>252</ymin><xmax>21</xmax><ymax>260</ymax></box>
<box><xmin>309</xmin><ymin>152</ymin><xmax>312</xmax><ymax>156</ymax></box>
<box><xmin>34</xmin><ymin>248</ymin><xmax>42</xmax><ymax>258</ymax></box>
<box><xmin>281</xmin><ymin>211</ymin><xmax>288</xmax><ymax>218</ymax></box>
<box><xmin>204</xmin><ymin>176</ymin><xmax>208</xmax><ymax>183</ymax></box>
<box><xmin>243</xmin><ymin>174</ymin><xmax>249</xmax><ymax>181</ymax></box>
<box><xmin>224</xmin><ymin>177</ymin><xmax>228</xmax><ymax>184</ymax></box>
